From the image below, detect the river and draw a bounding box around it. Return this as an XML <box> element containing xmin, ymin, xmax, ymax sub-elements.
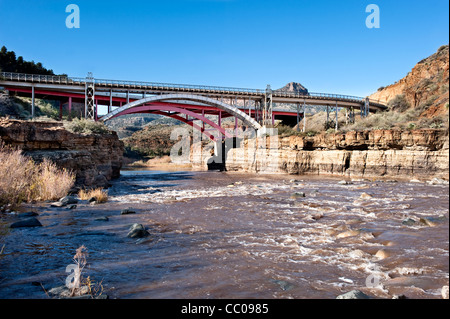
<box><xmin>0</xmin><ymin>168</ymin><xmax>448</xmax><ymax>299</ymax></box>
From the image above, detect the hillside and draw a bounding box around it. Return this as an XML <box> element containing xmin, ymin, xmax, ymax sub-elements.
<box><xmin>370</xmin><ymin>44</ymin><xmax>449</xmax><ymax>117</ymax></box>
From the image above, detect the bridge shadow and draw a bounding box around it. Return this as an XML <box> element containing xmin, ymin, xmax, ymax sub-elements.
<box><xmin>207</xmin><ymin>137</ymin><xmax>243</xmax><ymax>172</ymax></box>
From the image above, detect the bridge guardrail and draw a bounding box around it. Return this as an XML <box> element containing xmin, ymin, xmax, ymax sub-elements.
<box><xmin>0</xmin><ymin>72</ymin><xmax>386</xmax><ymax>106</ymax></box>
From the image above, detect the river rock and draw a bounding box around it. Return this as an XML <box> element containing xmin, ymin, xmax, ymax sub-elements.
<box><xmin>121</xmin><ymin>208</ymin><xmax>136</xmax><ymax>215</ymax></box>
<box><xmin>402</xmin><ymin>218</ymin><xmax>417</xmax><ymax>226</ymax></box>
<box><xmin>442</xmin><ymin>286</ymin><xmax>449</xmax><ymax>299</ymax></box>
<box><xmin>375</xmin><ymin>249</ymin><xmax>391</xmax><ymax>260</ymax></box>
<box><xmin>95</xmin><ymin>216</ymin><xmax>109</xmax><ymax>222</ymax></box>
<box><xmin>10</xmin><ymin>217</ymin><xmax>42</xmax><ymax>228</ymax></box>
<box><xmin>50</xmin><ymin>201</ymin><xmax>64</xmax><ymax>207</ymax></box>
<box><xmin>336</xmin><ymin>229</ymin><xmax>360</xmax><ymax>239</ymax></box>
<box><xmin>360</xmin><ymin>192</ymin><xmax>373</xmax><ymax>200</ymax></box>
<box><xmin>291</xmin><ymin>192</ymin><xmax>306</xmax><ymax>199</ymax></box>
<box><xmin>336</xmin><ymin>290</ymin><xmax>371</xmax><ymax>299</ymax></box>
<box><xmin>59</xmin><ymin>196</ymin><xmax>79</xmax><ymax>206</ymax></box>
<box><xmin>17</xmin><ymin>212</ymin><xmax>39</xmax><ymax>218</ymax></box>
<box><xmin>419</xmin><ymin>216</ymin><xmax>447</xmax><ymax>227</ymax></box>
<box><xmin>127</xmin><ymin>224</ymin><xmax>149</xmax><ymax>238</ymax></box>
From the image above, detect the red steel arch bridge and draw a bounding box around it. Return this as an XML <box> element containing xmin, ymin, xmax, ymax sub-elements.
<box><xmin>0</xmin><ymin>72</ymin><xmax>387</xmax><ymax>141</ymax></box>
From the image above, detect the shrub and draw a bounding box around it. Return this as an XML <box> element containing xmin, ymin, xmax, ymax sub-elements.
<box><xmin>387</xmin><ymin>95</ymin><xmax>411</xmax><ymax>112</ymax></box>
<box><xmin>0</xmin><ymin>143</ymin><xmax>75</xmax><ymax>209</ymax></box>
<box><xmin>0</xmin><ymin>146</ymin><xmax>36</xmax><ymax>208</ymax></box>
<box><xmin>33</xmin><ymin>159</ymin><xmax>75</xmax><ymax>201</ymax></box>
<box><xmin>64</xmin><ymin>118</ymin><xmax>111</xmax><ymax>135</ymax></box>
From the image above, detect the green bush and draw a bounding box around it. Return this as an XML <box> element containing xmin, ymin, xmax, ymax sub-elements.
<box><xmin>64</xmin><ymin>118</ymin><xmax>111</xmax><ymax>134</ymax></box>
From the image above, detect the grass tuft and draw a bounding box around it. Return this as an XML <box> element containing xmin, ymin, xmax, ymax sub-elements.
<box><xmin>78</xmin><ymin>188</ymin><xmax>108</xmax><ymax>203</ymax></box>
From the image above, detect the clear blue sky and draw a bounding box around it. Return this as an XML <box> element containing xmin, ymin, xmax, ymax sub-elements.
<box><xmin>0</xmin><ymin>0</ymin><xmax>448</xmax><ymax>97</ymax></box>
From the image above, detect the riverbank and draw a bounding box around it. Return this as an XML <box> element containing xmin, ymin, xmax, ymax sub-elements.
<box><xmin>0</xmin><ymin>168</ymin><xmax>448</xmax><ymax>299</ymax></box>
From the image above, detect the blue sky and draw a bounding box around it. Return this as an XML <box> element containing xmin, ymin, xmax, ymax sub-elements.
<box><xmin>0</xmin><ymin>0</ymin><xmax>448</xmax><ymax>97</ymax></box>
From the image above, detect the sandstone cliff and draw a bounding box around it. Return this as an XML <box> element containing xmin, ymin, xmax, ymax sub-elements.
<box><xmin>194</xmin><ymin>129</ymin><xmax>449</xmax><ymax>180</ymax></box>
<box><xmin>0</xmin><ymin>119</ymin><xmax>124</xmax><ymax>189</ymax></box>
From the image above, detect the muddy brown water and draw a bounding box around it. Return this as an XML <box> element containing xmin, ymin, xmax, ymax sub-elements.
<box><xmin>0</xmin><ymin>168</ymin><xmax>448</xmax><ymax>299</ymax></box>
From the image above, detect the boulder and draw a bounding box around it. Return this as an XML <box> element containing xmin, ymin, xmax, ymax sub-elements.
<box><xmin>121</xmin><ymin>208</ymin><xmax>136</xmax><ymax>215</ymax></box>
<box><xmin>360</xmin><ymin>192</ymin><xmax>373</xmax><ymax>200</ymax></box>
<box><xmin>10</xmin><ymin>217</ymin><xmax>42</xmax><ymax>228</ymax></box>
<box><xmin>402</xmin><ymin>218</ymin><xmax>417</xmax><ymax>226</ymax></box>
<box><xmin>17</xmin><ymin>212</ymin><xmax>39</xmax><ymax>218</ymax></box>
<box><xmin>127</xmin><ymin>224</ymin><xmax>149</xmax><ymax>238</ymax></box>
<box><xmin>336</xmin><ymin>229</ymin><xmax>360</xmax><ymax>239</ymax></box>
<box><xmin>291</xmin><ymin>192</ymin><xmax>306</xmax><ymax>199</ymax></box>
<box><xmin>59</xmin><ymin>196</ymin><xmax>79</xmax><ymax>206</ymax></box>
<box><xmin>375</xmin><ymin>249</ymin><xmax>391</xmax><ymax>260</ymax></box>
<box><xmin>336</xmin><ymin>290</ymin><xmax>371</xmax><ymax>299</ymax></box>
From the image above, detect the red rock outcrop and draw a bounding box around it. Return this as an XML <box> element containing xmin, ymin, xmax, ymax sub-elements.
<box><xmin>369</xmin><ymin>45</ymin><xmax>449</xmax><ymax>117</ymax></box>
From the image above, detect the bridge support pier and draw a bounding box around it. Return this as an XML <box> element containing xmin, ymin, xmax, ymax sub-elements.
<box><xmin>335</xmin><ymin>101</ymin><xmax>339</xmax><ymax>131</ymax></box>
<box><xmin>263</xmin><ymin>85</ymin><xmax>273</xmax><ymax>127</ymax></box>
<box><xmin>361</xmin><ymin>97</ymin><xmax>370</xmax><ymax>118</ymax></box>
<box><xmin>68</xmin><ymin>97</ymin><xmax>72</xmax><ymax>120</ymax></box>
<box><xmin>31</xmin><ymin>85</ymin><xmax>35</xmax><ymax>119</ymax></box>
<box><xmin>84</xmin><ymin>73</ymin><xmax>95</xmax><ymax>120</ymax></box>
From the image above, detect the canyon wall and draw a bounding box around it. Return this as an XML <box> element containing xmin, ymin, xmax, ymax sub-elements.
<box><xmin>194</xmin><ymin>129</ymin><xmax>449</xmax><ymax>180</ymax></box>
<box><xmin>0</xmin><ymin>119</ymin><xmax>124</xmax><ymax>188</ymax></box>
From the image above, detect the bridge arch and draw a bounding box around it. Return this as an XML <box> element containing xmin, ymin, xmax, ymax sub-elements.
<box><xmin>100</xmin><ymin>93</ymin><xmax>262</xmax><ymax>132</ymax></box>
<box><xmin>105</xmin><ymin>104</ymin><xmax>233</xmax><ymax>141</ymax></box>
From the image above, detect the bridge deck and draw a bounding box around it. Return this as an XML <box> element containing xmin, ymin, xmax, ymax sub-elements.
<box><xmin>0</xmin><ymin>72</ymin><xmax>387</xmax><ymax>112</ymax></box>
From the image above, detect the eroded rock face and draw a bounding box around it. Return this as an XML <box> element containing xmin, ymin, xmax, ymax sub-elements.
<box><xmin>0</xmin><ymin>119</ymin><xmax>124</xmax><ymax>189</ymax></box>
<box><xmin>197</xmin><ymin>129</ymin><xmax>449</xmax><ymax>180</ymax></box>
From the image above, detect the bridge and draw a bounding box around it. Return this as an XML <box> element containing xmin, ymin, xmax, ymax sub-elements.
<box><xmin>0</xmin><ymin>72</ymin><xmax>387</xmax><ymax>141</ymax></box>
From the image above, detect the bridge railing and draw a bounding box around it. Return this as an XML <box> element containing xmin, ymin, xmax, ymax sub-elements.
<box><xmin>0</xmin><ymin>72</ymin><xmax>85</xmax><ymax>85</ymax></box>
<box><xmin>0</xmin><ymin>72</ymin><xmax>385</xmax><ymax>106</ymax></box>
<box><xmin>0</xmin><ymin>72</ymin><xmax>265</xmax><ymax>95</ymax></box>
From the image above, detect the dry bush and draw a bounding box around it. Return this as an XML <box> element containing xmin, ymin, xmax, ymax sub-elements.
<box><xmin>33</xmin><ymin>159</ymin><xmax>75</xmax><ymax>201</ymax></box>
<box><xmin>0</xmin><ymin>143</ymin><xmax>75</xmax><ymax>210</ymax></box>
<box><xmin>0</xmin><ymin>145</ymin><xmax>37</xmax><ymax>208</ymax></box>
<box><xmin>78</xmin><ymin>188</ymin><xmax>108</xmax><ymax>203</ymax></box>
<box><xmin>68</xmin><ymin>245</ymin><xmax>104</xmax><ymax>298</ymax></box>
